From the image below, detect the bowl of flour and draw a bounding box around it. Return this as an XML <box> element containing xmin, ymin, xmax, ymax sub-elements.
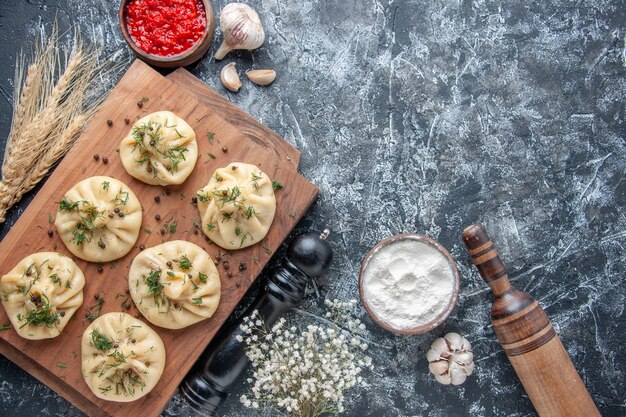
<box><xmin>358</xmin><ymin>234</ymin><xmax>460</xmax><ymax>335</ymax></box>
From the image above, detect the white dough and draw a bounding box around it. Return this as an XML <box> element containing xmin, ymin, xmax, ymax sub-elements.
<box><xmin>196</xmin><ymin>162</ymin><xmax>276</xmax><ymax>250</ymax></box>
<box><xmin>81</xmin><ymin>312</ymin><xmax>165</xmax><ymax>402</ymax></box>
<box><xmin>54</xmin><ymin>176</ymin><xmax>142</xmax><ymax>262</ymax></box>
<box><xmin>0</xmin><ymin>252</ymin><xmax>84</xmax><ymax>340</ymax></box>
<box><xmin>129</xmin><ymin>240</ymin><xmax>221</xmax><ymax>329</ymax></box>
<box><xmin>119</xmin><ymin>111</ymin><xmax>198</xmax><ymax>186</ymax></box>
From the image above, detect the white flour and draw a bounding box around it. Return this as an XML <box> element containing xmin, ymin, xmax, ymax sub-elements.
<box><xmin>361</xmin><ymin>238</ymin><xmax>456</xmax><ymax>330</ymax></box>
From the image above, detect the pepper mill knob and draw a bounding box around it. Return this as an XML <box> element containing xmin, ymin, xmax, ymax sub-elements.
<box><xmin>286</xmin><ymin>229</ymin><xmax>333</xmax><ymax>277</ymax></box>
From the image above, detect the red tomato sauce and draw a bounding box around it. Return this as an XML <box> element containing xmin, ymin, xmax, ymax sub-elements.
<box><xmin>125</xmin><ymin>0</ymin><xmax>207</xmax><ymax>57</ymax></box>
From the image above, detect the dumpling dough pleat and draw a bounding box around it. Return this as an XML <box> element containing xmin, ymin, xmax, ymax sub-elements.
<box><xmin>129</xmin><ymin>240</ymin><xmax>221</xmax><ymax>329</ymax></box>
<box><xmin>54</xmin><ymin>176</ymin><xmax>142</xmax><ymax>262</ymax></box>
<box><xmin>196</xmin><ymin>163</ymin><xmax>276</xmax><ymax>250</ymax></box>
<box><xmin>81</xmin><ymin>312</ymin><xmax>165</xmax><ymax>402</ymax></box>
<box><xmin>119</xmin><ymin>111</ymin><xmax>198</xmax><ymax>186</ymax></box>
<box><xmin>0</xmin><ymin>252</ymin><xmax>85</xmax><ymax>340</ymax></box>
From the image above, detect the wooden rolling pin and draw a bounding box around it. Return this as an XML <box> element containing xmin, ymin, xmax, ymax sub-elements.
<box><xmin>462</xmin><ymin>224</ymin><xmax>600</xmax><ymax>417</ymax></box>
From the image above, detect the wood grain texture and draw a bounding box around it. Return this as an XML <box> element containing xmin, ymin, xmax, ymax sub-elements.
<box><xmin>166</xmin><ymin>68</ymin><xmax>301</xmax><ymax>169</ymax></box>
<box><xmin>0</xmin><ymin>59</ymin><xmax>318</xmax><ymax>417</ymax></box>
<box><xmin>462</xmin><ymin>224</ymin><xmax>600</xmax><ymax>417</ymax></box>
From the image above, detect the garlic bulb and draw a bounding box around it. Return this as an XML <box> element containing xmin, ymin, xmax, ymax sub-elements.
<box><xmin>220</xmin><ymin>62</ymin><xmax>242</xmax><ymax>92</ymax></box>
<box><xmin>246</xmin><ymin>69</ymin><xmax>276</xmax><ymax>86</ymax></box>
<box><xmin>426</xmin><ymin>332</ymin><xmax>475</xmax><ymax>385</ymax></box>
<box><xmin>215</xmin><ymin>3</ymin><xmax>265</xmax><ymax>60</ymax></box>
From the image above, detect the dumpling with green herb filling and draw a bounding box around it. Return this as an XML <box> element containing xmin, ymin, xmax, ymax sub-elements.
<box><xmin>0</xmin><ymin>252</ymin><xmax>84</xmax><ymax>340</ymax></box>
<box><xmin>54</xmin><ymin>176</ymin><xmax>142</xmax><ymax>262</ymax></box>
<box><xmin>81</xmin><ymin>312</ymin><xmax>165</xmax><ymax>402</ymax></box>
<box><xmin>195</xmin><ymin>162</ymin><xmax>277</xmax><ymax>250</ymax></box>
<box><xmin>128</xmin><ymin>240</ymin><xmax>221</xmax><ymax>329</ymax></box>
<box><xmin>119</xmin><ymin>111</ymin><xmax>198</xmax><ymax>186</ymax></box>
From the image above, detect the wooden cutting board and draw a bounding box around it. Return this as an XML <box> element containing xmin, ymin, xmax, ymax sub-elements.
<box><xmin>0</xmin><ymin>60</ymin><xmax>318</xmax><ymax>417</ymax></box>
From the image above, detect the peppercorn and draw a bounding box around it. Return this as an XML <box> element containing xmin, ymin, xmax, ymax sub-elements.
<box><xmin>106</xmin><ymin>119</ymin><xmax>113</xmax><ymax>126</ymax></box>
<box><xmin>222</xmin><ymin>146</ymin><xmax>228</xmax><ymax>152</ymax></box>
<box><xmin>123</xmin><ymin>302</ymin><xmax>131</xmax><ymax>310</ymax></box>
<box><xmin>109</xmin><ymin>213</ymin><xmax>114</xmax><ymax>218</ymax></box>
<box><xmin>113</xmin><ymin>343</ymin><xmax>119</xmax><ymax>349</ymax></box>
<box><xmin>232</xmin><ymin>165</ymin><xmax>238</xmax><ymax>170</ymax></box>
<box><xmin>166</xmin><ymin>165</ymin><xmax>172</xmax><ymax>171</ymax></box>
<box><xmin>93</xmin><ymin>154</ymin><xmax>100</xmax><ymax>161</ymax></box>
<box><xmin>160</xmin><ymin>228</ymin><xmax>166</xmax><ymax>235</ymax></box>
<box><xmin>147</xmin><ymin>165</ymin><xmax>152</xmax><ymax>173</ymax></box>
<box><xmin>165</xmin><ymin>189</ymin><xmax>171</xmax><ymax>196</ymax></box>
<box><xmin>59</xmin><ymin>311</ymin><xmax>66</xmax><ymax>317</ymax></box>
<box><xmin>188</xmin><ymin>274</ymin><xmax>193</xmax><ymax>279</ymax></box>
<box><xmin>166</xmin><ymin>261</ymin><xmax>173</xmax><ymax>268</ymax></box>
<box><xmin>94</xmin><ymin>293</ymin><xmax>100</xmax><ymax>300</ymax></box>
<box><xmin>149</xmin><ymin>140</ymin><xmax>155</xmax><ymax>147</ymax></box>
<box><xmin>118</xmin><ymin>212</ymin><xmax>125</xmax><ymax>218</ymax></box>
<box><xmin>154</xmin><ymin>196</ymin><xmax>160</xmax><ymax>203</ymax></box>
<box><xmin>97</xmin><ymin>265</ymin><xmax>103</xmax><ymax>273</ymax></box>
<box><xmin>239</xmin><ymin>261</ymin><xmax>247</xmax><ymax>271</ymax></box>
<box><xmin>47</xmin><ymin>229</ymin><xmax>53</xmax><ymax>237</ymax></box>
<box><xmin>155</xmin><ymin>214</ymin><xmax>161</xmax><ymax>221</ymax></box>
<box><xmin>125</xmin><ymin>288</ymin><xmax>130</xmax><ymax>294</ymax></box>
<box><xmin>191</xmin><ymin>196</ymin><xmax>197</xmax><ymax>204</ymax></box>
<box><xmin>193</xmin><ymin>229</ymin><xmax>199</xmax><ymax>235</ymax></box>
<box><xmin>124</xmin><ymin>118</ymin><xmax>130</xmax><ymax>125</ymax></box>
<box><xmin>131</xmin><ymin>338</ymin><xmax>136</xmax><ymax>343</ymax></box>
<box><xmin>223</xmin><ymin>261</ymin><xmax>229</xmax><ymax>270</ymax></box>
<box><xmin>137</xmin><ymin>101</ymin><xmax>143</xmax><ymax>108</ymax></box>
<box><xmin>114</xmin><ymin>207</ymin><xmax>120</xmax><ymax>213</ymax></box>
<box><xmin>98</xmin><ymin>241</ymin><xmax>106</xmax><ymax>249</ymax></box>
<box><xmin>102</xmin><ymin>156</ymin><xmax>109</xmax><ymax>164</ymax></box>
<box><xmin>139</xmin><ymin>244</ymin><xmax>145</xmax><ymax>250</ymax></box>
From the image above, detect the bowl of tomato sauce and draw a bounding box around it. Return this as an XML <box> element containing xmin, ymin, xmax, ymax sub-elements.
<box><xmin>119</xmin><ymin>0</ymin><xmax>216</xmax><ymax>68</ymax></box>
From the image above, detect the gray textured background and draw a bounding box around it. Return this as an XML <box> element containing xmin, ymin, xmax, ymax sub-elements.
<box><xmin>0</xmin><ymin>0</ymin><xmax>624</xmax><ymax>416</ymax></box>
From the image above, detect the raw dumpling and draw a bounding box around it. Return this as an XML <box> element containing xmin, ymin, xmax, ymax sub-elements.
<box><xmin>0</xmin><ymin>252</ymin><xmax>84</xmax><ymax>340</ymax></box>
<box><xmin>129</xmin><ymin>240</ymin><xmax>221</xmax><ymax>329</ymax></box>
<box><xmin>81</xmin><ymin>312</ymin><xmax>165</xmax><ymax>402</ymax></box>
<box><xmin>195</xmin><ymin>163</ymin><xmax>276</xmax><ymax>250</ymax></box>
<box><xmin>55</xmin><ymin>176</ymin><xmax>142</xmax><ymax>263</ymax></box>
<box><xmin>119</xmin><ymin>111</ymin><xmax>198</xmax><ymax>186</ymax></box>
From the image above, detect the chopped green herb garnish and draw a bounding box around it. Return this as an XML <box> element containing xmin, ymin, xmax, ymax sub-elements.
<box><xmin>198</xmin><ymin>272</ymin><xmax>208</xmax><ymax>284</ymax></box>
<box><xmin>206</xmin><ymin>223</ymin><xmax>215</xmax><ymax>231</ymax></box>
<box><xmin>272</xmin><ymin>180</ymin><xmax>283</xmax><ymax>191</ymax></box>
<box><xmin>0</xmin><ymin>323</ymin><xmax>11</xmax><ymax>331</ymax></box>
<box><xmin>91</xmin><ymin>328</ymin><xmax>113</xmax><ymax>351</ymax></box>
<box><xmin>169</xmin><ymin>221</ymin><xmax>177</xmax><ymax>233</ymax></box>
<box><xmin>192</xmin><ymin>297</ymin><xmax>202</xmax><ymax>305</ymax></box>
<box><xmin>174</xmin><ymin>255</ymin><xmax>192</xmax><ymax>270</ymax></box>
<box><xmin>144</xmin><ymin>269</ymin><xmax>166</xmax><ymax>307</ymax></box>
<box><xmin>208</xmin><ymin>153</ymin><xmax>216</xmax><ymax>159</ymax></box>
<box><xmin>17</xmin><ymin>293</ymin><xmax>59</xmax><ymax>329</ymax></box>
<box><xmin>263</xmin><ymin>246</ymin><xmax>273</xmax><ymax>255</ymax></box>
<box><xmin>207</xmin><ymin>132</ymin><xmax>214</xmax><ymax>144</ymax></box>
<box><xmin>56</xmin><ymin>362</ymin><xmax>67</xmax><ymax>369</ymax></box>
<box><xmin>49</xmin><ymin>274</ymin><xmax>61</xmax><ymax>286</ymax></box>
<box><xmin>102</xmin><ymin>181</ymin><xmax>110</xmax><ymax>191</ymax></box>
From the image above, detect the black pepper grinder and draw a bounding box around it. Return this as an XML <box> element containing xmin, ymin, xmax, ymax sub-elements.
<box><xmin>180</xmin><ymin>229</ymin><xmax>333</xmax><ymax>415</ymax></box>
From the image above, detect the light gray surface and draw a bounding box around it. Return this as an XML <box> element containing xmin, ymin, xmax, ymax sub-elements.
<box><xmin>0</xmin><ymin>0</ymin><xmax>624</xmax><ymax>416</ymax></box>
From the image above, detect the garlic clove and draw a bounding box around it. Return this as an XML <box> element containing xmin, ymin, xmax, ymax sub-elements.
<box><xmin>215</xmin><ymin>3</ymin><xmax>265</xmax><ymax>60</ymax></box>
<box><xmin>434</xmin><ymin>372</ymin><xmax>452</xmax><ymax>385</ymax></box>
<box><xmin>246</xmin><ymin>69</ymin><xmax>276</xmax><ymax>86</ymax></box>
<box><xmin>428</xmin><ymin>360</ymin><xmax>449</xmax><ymax>375</ymax></box>
<box><xmin>220</xmin><ymin>63</ymin><xmax>242</xmax><ymax>92</ymax></box>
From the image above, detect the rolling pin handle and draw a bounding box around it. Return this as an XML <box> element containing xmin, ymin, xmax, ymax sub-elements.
<box><xmin>462</xmin><ymin>223</ymin><xmax>512</xmax><ymax>297</ymax></box>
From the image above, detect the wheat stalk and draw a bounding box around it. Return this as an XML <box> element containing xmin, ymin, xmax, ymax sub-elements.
<box><xmin>0</xmin><ymin>24</ymin><xmax>107</xmax><ymax>223</ymax></box>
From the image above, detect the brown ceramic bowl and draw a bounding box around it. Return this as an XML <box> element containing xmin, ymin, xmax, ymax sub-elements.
<box><xmin>118</xmin><ymin>0</ymin><xmax>216</xmax><ymax>68</ymax></box>
<box><xmin>358</xmin><ymin>234</ymin><xmax>460</xmax><ymax>335</ymax></box>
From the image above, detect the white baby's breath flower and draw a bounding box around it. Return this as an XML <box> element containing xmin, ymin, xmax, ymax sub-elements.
<box><xmin>239</xmin><ymin>303</ymin><xmax>371</xmax><ymax>417</ymax></box>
